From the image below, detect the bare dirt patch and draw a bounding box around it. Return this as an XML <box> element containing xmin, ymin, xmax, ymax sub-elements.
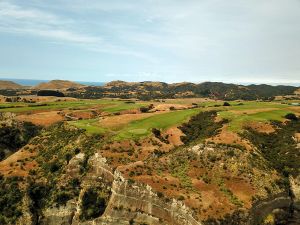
<box><xmin>288</xmin><ymin>106</ymin><xmax>300</xmax><ymax>114</ymax></box>
<box><xmin>0</xmin><ymin>146</ymin><xmax>37</xmax><ymax>177</ymax></box>
<box><xmin>206</xmin><ymin>125</ymin><xmax>252</xmax><ymax>150</ymax></box>
<box><xmin>99</xmin><ymin>112</ymin><xmax>163</xmax><ymax>129</ymax></box>
<box><xmin>225</xmin><ymin>178</ymin><xmax>256</xmax><ymax>209</ymax></box>
<box><xmin>151</xmin><ymin>104</ymin><xmax>191</xmax><ymax>111</ymax></box>
<box><xmin>164</xmin><ymin>127</ymin><xmax>184</xmax><ymax>146</ymax></box>
<box><xmin>16</xmin><ymin>111</ymin><xmax>64</xmax><ymax>126</ymax></box>
<box><xmin>68</xmin><ymin>110</ymin><xmax>98</xmax><ymax>119</ymax></box>
<box><xmin>244</xmin><ymin>121</ymin><xmax>276</xmax><ymax>133</ymax></box>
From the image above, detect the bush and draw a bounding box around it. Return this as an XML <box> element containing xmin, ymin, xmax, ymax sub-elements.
<box><xmin>55</xmin><ymin>191</ymin><xmax>72</xmax><ymax>206</ymax></box>
<box><xmin>178</xmin><ymin>195</ymin><xmax>185</xmax><ymax>201</ymax></box>
<box><xmin>244</xmin><ymin>120</ymin><xmax>300</xmax><ymax>177</ymax></box>
<box><xmin>285</xmin><ymin>113</ymin><xmax>298</xmax><ymax>121</ymax></box>
<box><xmin>157</xmin><ymin>192</ymin><xmax>164</xmax><ymax>198</ymax></box>
<box><xmin>80</xmin><ymin>189</ymin><xmax>107</xmax><ymax>221</ymax></box>
<box><xmin>49</xmin><ymin>161</ymin><xmax>61</xmax><ymax>173</ymax></box>
<box><xmin>28</xmin><ymin>183</ymin><xmax>51</xmax><ymax>210</ymax></box>
<box><xmin>152</xmin><ymin>128</ymin><xmax>161</xmax><ymax>137</ymax></box>
<box><xmin>179</xmin><ymin>111</ymin><xmax>223</xmax><ymax>143</ymax></box>
<box><xmin>0</xmin><ymin>177</ymin><xmax>23</xmax><ymax>224</ymax></box>
<box><xmin>0</xmin><ymin>150</ymin><xmax>5</xmax><ymax>161</ymax></box>
<box><xmin>37</xmin><ymin>90</ymin><xmax>65</xmax><ymax>97</ymax></box>
<box><xmin>223</xmin><ymin>102</ymin><xmax>231</xmax><ymax>106</ymax></box>
<box><xmin>140</xmin><ymin>107</ymin><xmax>150</xmax><ymax>113</ymax></box>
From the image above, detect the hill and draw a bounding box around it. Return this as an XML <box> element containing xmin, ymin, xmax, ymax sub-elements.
<box><xmin>71</xmin><ymin>80</ymin><xmax>298</xmax><ymax>101</ymax></box>
<box><xmin>0</xmin><ymin>80</ymin><xmax>23</xmax><ymax>89</ymax></box>
<box><xmin>0</xmin><ymin>98</ymin><xmax>300</xmax><ymax>224</ymax></box>
<box><xmin>34</xmin><ymin>80</ymin><xmax>85</xmax><ymax>90</ymax></box>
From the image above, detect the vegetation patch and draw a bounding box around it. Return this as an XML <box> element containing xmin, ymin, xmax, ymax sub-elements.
<box><xmin>115</xmin><ymin>108</ymin><xmax>201</xmax><ymax>140</ymax></box>
<box><xmin>0</xmin><ymin>176</ymin><xmax>23</xmax><ymax>224</ymax></box>
<box><xmin>179</xmin><ymin>111</ymin><xmax>223</xmax><ymax>143</ymax></box>
<box><xmin>244</xmin><ymin>120</ymin><xmax>300</xmax><ymax>177</ymax></box>
<box><xmin>80</xmin><ymin>188</ymin><xmax>109</xmax><ymax>221</ymax></box>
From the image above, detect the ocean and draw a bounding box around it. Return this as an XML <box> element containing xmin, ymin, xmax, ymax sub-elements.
<box><xmin>0</xmin><ymin>78</ymin><xmax>106</xmax><ymax>86</ymax></box>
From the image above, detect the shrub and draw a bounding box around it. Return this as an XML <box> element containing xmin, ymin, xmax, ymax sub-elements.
<box><xmin>179</xmin><ymin>111</ymin><xmax>223</xmax><ymax>143</ymax></box>
<box><xmin>80</xmin><ymin>189</ymin><xmax>107</xmax><ymax>221</ymax></box>
<box><xmin>0</xmin><ymin>150</ymin><xmax>5</xmax><ymax>161</ymax></box>
<box><xmin>27</xmin><ymin>183</ymin><xmax>51</xmax><ymax>210</ymax></box>
<box><xmin>157</xmin><ymin>192</ymin><xmax>164</xmax><ymax>198</ymax></box>
<box><xmin>178</xmin><ymin>195</ymin><xmax>185</xmax><ymax>201</ymax></box>
<box><xmin>152</xmin><ymin>128</ymin><xmax>161</xmax><ymax>137</ymax></box>
<box><xmin>285</xmin><ymin>113</ymin><xmax>298</xmax><ymax>121</ymax></box>
<box><xmin>65</xmin><ymin>153</ymin><xmax>72</xmax><ymax>163</ymax></box>
<box><xmin>223</xmin><ymin>102</ymin><xmax>231</xmax><ymax>106</ymax></box>
<box><xmin>55</xmin><ymin>191</ymin><xmax>72</xmax><ymax>206</ymax></box>
<box><xmin>49</xmin><ymin>161</ymin><xmax>61</xmax><ymax>173</ymax></box>
<box><xmin>37</xmin><ymin>90</ymin><xmax>65</xmax><ymax>97</ymax></box>
<box><xmin>0</xmin><ymin>177</ymin><xmax>23</xmax><ymax>224</ymax></box>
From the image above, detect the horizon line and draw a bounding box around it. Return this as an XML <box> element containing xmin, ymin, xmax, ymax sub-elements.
<box><xmin>1</xmin><ymin>77</ymin><xmax>300</xmax><ymax>87</ymax></box>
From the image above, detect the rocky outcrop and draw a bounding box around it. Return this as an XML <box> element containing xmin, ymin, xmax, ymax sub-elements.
<box><xmin>99</xmin><ymin>170</ymin><xmax>202</xmax><ymax>225</ymax></box>
<box><xmin>39</xmin><ymin>202</ymin><xmax>77</xmax><ymax>225</ymax></box>
<box><xmin>39</xmin><ymin>152</ymin><xmax>202</xmax><ymax>225</ymax></box>
<box><xmin>290</xmin><ymin>175</ymin><xmax>300</xmax><ymax>224</ymax></box>
<box><xmin>248</xmin><ymin>192</ymin><xmax>292</xmax><ymax>224</ymax></box>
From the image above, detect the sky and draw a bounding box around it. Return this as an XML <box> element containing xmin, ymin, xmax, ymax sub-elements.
<box><xmin>0</xmin><ymin>0</ymin><xmax>300</xmax><ymax>84</ymax></box>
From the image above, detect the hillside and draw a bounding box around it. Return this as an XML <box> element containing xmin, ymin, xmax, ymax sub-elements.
<box><xmin>68</xmin><ymin>80</ymin><xmax>299</xmax><ymax>101</ymax></box>
<box><xmin>0</xmin><ymin>79</ymin><xmax>298</xmax><ymax>101</ymax></box>
<box><xmin>34</xmin><ymin>80</ymin><xmax>85</xmax><ymax>90</ymax></box>
<box><xmin>0</xmin><ymin>98</ymin><xmax>299</xmax><ymax>225</ymax></box>
<box><xmin>0</xmin><ymin>80</ymin><xmax>23</xmax><ymax>90</ymax></box>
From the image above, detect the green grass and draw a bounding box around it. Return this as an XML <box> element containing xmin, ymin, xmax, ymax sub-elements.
<box><xmin>219</xmin><ymin>109</ymin><xmax>293</xmax><ymax>132</ymax></box>
<box><xmin>68</xmin><ymin>119</ymin><xmax>106</xmax><ymax>134</ymax></box>
<box><xmin>114</xmin><ymin>108</ymin><xmax>202</xmax><ymax>140</ymax></box>
<box><xmin>0</xmin><ymin>99</ymin><xmax>145</xmax><ymax>113</ymax></box>
<box><xmin>68</xmin><ymin>101</ymin><xmax>294</xmax><ymax>138</ymax></box>
<box><xmin>69</xmin><ymin>109</ymin><xmax>202</xmax><ymax>138</ymax></box>
<box><xmin>0</xmin><ymin>100</ymin><xmax>106</xmax><ymax>113</ymax></box>
<box><xmin>101</xmin><ymin>102</ymin><xmax>146</xmax><ymax>113</ymax></box>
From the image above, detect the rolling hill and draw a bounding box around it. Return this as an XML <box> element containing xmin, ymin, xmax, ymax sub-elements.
<box><xmin>0</xmin><ymin>80</ymin><xmax>23</xmax><ymax>89</ymax></box>
<box><xmin>34</xmin><ymin>80</ymin><xmax>85</xmax><ymax>90</ymax></box>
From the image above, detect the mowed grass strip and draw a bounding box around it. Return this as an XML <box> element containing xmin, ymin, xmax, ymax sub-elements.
<box><xmin>114</xmin><ymin>108</ymin><xmax>202</xmax><ymax>140</ymax></box>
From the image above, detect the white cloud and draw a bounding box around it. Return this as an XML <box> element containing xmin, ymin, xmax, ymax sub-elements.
<box><xmin>0</xmin><ymin>1</ymin><xmax>154</xmax><ymax>59</ymax></box>
<box><xmin>1</xmin><ymin>0</ymin><xmax>300</xmax><ymax>83</ymax></box>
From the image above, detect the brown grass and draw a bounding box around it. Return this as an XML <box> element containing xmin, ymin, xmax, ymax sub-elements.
<box><xmin>206</xmin><ymin>125</ymin><xmax>252</xmax><ymax>150</ymax></box>
<box><xmin>0</xmin><ymin>145</ymin><xmax>37</xmax><ymax>177</ymax></box>
<box><xmin>16</xmin><ymin>111</ymin><xmax>64</xmax><ymax>126</ymax></box>
<box><xmin>244</xmin><ymin>121</ymin><xmax>276</xmax><ymax>133</ymax></box>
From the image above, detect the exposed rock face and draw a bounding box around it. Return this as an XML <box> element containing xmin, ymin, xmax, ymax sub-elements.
<box><xmin>38</xmin><ymin>152</ymin><xmax>202</xmax><ymax>225</ymax></box>
<box><xmin>249</xmin><ymin>192</ymin><xmax>292</xmax><ymax>224</ymax></box>
<box><xmin>100</xmin><ymin>170</ymin><xmax>202</xmax><ymax>225</ymax></box>
<box><xmin>290</xmin><ymin>175</ymin><xmax>300</xmax><ymax>224</ymax></box>
<box><xmin>39</xmin><ymin>202</ymin><xmax>77</xmax><ymax>225</ymax></box>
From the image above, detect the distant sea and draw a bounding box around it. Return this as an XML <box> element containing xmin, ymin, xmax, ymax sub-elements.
<box><xmin>0</xmin><ymin>78</ymin><xmax>105</xmax><ymax>86</ymax></box>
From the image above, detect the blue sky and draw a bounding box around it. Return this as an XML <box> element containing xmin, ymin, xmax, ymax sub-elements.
<box><xmin>0</xmin><ymin>0</ymin><xmax>300</xmax><ymax>84</ymax></box>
